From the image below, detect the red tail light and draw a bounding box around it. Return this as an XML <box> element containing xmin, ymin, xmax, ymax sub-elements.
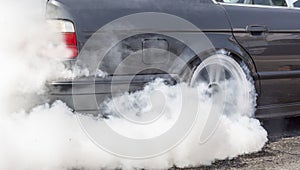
<box><xmin>48</xmin><ymin>20</ymin><xmax>78</xmax><ymax>59</ymax></box>
<box><xmin>63</xmin><ymin>32</ymin><xmax>78</xmax><ymax>58</ymax></box>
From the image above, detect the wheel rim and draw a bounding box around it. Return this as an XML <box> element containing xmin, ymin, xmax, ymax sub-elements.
<box><xmin>190</xmin><ymin>54</ymin><xmax>252</xmax><ymax>117</ymax></box>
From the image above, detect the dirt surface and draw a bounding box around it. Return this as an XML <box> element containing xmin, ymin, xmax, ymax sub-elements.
<box><xmin>172</xmin><ymin>117</ymin><xmax>300</xmax><ymax>170</ymax></box>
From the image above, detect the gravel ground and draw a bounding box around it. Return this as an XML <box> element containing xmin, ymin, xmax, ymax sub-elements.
<box><xmin>172</xmin><ymin>117</ymin><xmax>300</xmax><ymax>170</ymax></box>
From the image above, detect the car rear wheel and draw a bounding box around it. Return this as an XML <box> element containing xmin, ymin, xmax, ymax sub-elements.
<box><xmin>190</xmin><ymin>53</ymin><xmax>255</xmax><ymax>117</ymax></box>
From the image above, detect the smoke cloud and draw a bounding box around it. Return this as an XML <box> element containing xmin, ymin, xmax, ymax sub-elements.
<box><xmin>0</xmin><ymin>0</ymin><xmax>268</xmax><ymax>169</ymax></box>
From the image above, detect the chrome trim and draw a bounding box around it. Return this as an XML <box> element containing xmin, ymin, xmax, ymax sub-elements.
<box><xmin>220</xmin><ymin>3</ymin><xmax>292</xmax><ymax>9</ymax></box>
<box><xmin>213</xmin><ymin>0</ymin><xmax>299</xmax><ymax>9</ymax></box>
<box><xmin>232</xmin><ymin>28</ymin><xmax>300</xmax><ymax>33</ymax></box>
<box><xmin>211</xmin><ymin>0</ymin><xmax>218</xmax><ymax>4</ymax></box>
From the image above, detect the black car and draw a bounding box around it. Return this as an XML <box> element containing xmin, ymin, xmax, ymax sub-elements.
<box><xmin>46</xmin><ymin>0</ymin><xmax>300</xmax><ymax>118</ymax></box>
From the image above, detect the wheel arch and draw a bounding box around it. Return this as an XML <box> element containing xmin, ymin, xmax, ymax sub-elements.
<box><xmin>181</xmin><ymin>38</ymin><xmax>261</xmax><ymax>94</ymax></box>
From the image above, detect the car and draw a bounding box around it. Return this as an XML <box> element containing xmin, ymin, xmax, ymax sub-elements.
<box><xmin>46</xmin><ymin>0</ymin><xmax>300</xmax><ymax>119</ymax></box>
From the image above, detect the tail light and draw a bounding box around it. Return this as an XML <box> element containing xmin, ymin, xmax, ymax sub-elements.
<box><xmin>47</xmin><ymin>20</ymin><xmax>78</xmax><ymax>58</ymax></box>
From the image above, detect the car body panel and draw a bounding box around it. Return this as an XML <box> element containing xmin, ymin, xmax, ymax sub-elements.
<box><xmin>47</xmin><ymin>0</ymin><xmax>231</xmax><ymax>51</ymax></box>
<box><xmin>47</xmin><ymin>0</ymin><xmax>300</xmax><ymax>118</ymax></box>
<box><xmin>221</xmin><ymin>3</ymin><xmax>300</xmax><ymax>117</ymax></box>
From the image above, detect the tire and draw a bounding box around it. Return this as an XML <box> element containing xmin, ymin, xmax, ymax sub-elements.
<box><xmin>190</xmin><ymin>53</ymin><xmax>255</xmax><ymax>117</ymax></box>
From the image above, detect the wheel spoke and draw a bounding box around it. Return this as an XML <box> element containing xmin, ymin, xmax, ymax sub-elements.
<box><xmin>207</xmin><ymin>64</ymin><xmax>225</xmax><ymax>85</ymax></box>
<box><xmin>190</xmin><ymin>54</ymin><xmax>253</xmax><ymax>117</ymax></box>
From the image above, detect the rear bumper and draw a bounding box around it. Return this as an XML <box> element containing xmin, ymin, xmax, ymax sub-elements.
<box><xmin>48</xmin><ymin>74</ymin><xmax>177</xmax><ymax>115</ymax></box>
<box><xmin>48</xmin><ymin>76</ymin><xmax>300</xmax><ymax>119</ymax></box>
<box><xmin>48</xmin><ymin>76</ymin><xmax>146</xmax><ymax>115</ymax></box>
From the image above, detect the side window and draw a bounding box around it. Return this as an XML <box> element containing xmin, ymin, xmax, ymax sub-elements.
<box><xmin>291</xmin><ymin>0</ymin><xmax>300</xmax><ymax>7</ymax></box>
<box><xmin>272</xmin><ymin>0</ymin><xmax>287</xmax><ymax>6</ymax></box>
<box><xmin>217</xmin><ymin>0</ymin><xmax>287</xmax><ymax>6</ymax></box>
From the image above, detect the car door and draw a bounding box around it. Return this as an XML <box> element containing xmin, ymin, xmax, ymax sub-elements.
<box><xmin>219</xmin><ymin>1</ymin><xmax>300</xmax><ymax>117</ymax></box>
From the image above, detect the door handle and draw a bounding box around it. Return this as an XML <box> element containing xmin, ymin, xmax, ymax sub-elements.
<box><xmin>246</xmin><ymin>25</ymin><xmax>268</xmax><ymax>35</ymax></box>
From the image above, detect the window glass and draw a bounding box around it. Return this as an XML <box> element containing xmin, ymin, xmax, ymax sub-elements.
<box><xmin>288</xmin><ymin>0</ymin><xmax>300</xmax><ymax>7</ymax></box>
<box><xmin>217</xmin><ymin>0</ymin><xmax>287</xmax><ymax>6</ymax></box>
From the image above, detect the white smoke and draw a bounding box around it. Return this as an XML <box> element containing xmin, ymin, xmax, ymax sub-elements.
<box><xmin>96</xmin><ymin>78</ymin><xmax>268</xmax><ymax>168</ymax></box>
<box><xmin>0</xmin><ymin>0</ymin><xmax>74</xmax><ymax>113</ymax></box>
<box><xmin>0</xmin><ymin>0</ymin><xmax>268</xmax><ymax>169</ymax></box>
